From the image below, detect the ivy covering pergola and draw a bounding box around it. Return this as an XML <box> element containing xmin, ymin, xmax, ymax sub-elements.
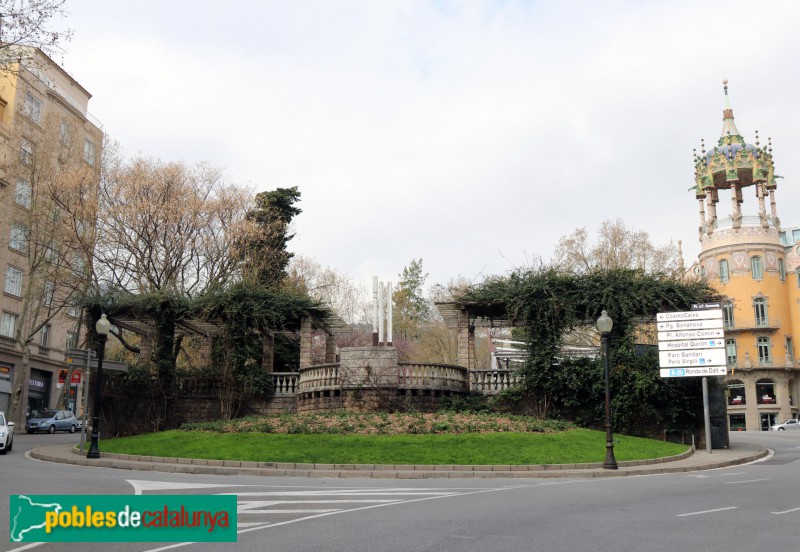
<box><xmin>453</xmin><ymin>268</ymin><xmax>719</xmax><ymax>432</ymax></box>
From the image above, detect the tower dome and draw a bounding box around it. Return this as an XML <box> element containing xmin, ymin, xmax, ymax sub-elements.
<box><xmin>693</xmin><ymin>81</ymin><xmax>779</xmax><ymax>239</ymax></box>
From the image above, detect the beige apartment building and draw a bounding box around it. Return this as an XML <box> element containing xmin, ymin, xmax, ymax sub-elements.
<box><xmin>0</xmin><ymin>48</ymin><xmax>102</xmax><ymax>425</ymax></box>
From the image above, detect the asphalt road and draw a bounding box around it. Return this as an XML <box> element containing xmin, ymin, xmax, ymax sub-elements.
<box><xmin>1</xmin><ymin>431</ymin><xmax>798</xmax><ymax>552</ymax></box>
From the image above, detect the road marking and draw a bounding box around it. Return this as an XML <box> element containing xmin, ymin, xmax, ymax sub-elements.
<box><xmin>676</xmin><ymin>507</ymin><xmax>738</xmax><ymax>517</ymax></box>
<box><xmin>137</xmin><ymin>483</ymin><xmax>539</xmax><ymax>552</ymax></box>
<box><xmin>127</xmin><ymin>480</ymin><xmax>250</xmax><ymax>495</ymax></box>
<box><xmin>688</xmin><ymin>472</ymin><xmax>746</xmax><ymax>478</ymax></box>
<box><xmin>724</xmin><ymin>478</ymin><xmax>769</xmax><ymax>484</ymax></box>
<box><xmin>771</xmin><ymin>507</ymin><xmax>800</xmax><ymax>515</ymax></box>
<box><xmin>228</xmin><ymin>490</ymin><xmax>459</xmax><ymax>497</ymax></box>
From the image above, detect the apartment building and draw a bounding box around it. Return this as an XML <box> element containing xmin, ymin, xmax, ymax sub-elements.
<box><xmin>0</xmin><ymin>48</ymin><xmax>102</xmax><ymax>425</ymax></box>
<box><xmin>691</xmin><ymin>82</ymin><xmax>799</xmax><ymax>431</ymax></box>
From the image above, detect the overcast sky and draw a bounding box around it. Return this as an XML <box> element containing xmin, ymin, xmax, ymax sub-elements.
<box><xmin>54</xmin><ymin>0</ymin><xmax>800</xmax><ymax>293</ymax></box>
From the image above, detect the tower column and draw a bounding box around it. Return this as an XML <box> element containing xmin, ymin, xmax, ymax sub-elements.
<box><xmin>730</xmin><ymin>183</ymin><xmax>742</xmax><ymax>229</ymax></box>
<box><xmin>698</xmin><ymin>198</ymin><xmax>706</xmax><ymax>240</ymax></box>
<box><xmin>757</xmin><ymin>184</ymin><xmax>768</xmax><ymax>227</ymax></box>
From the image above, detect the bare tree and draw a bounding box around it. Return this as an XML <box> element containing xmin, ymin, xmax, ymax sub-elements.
<box><xmin>0</xmin><ymin>1</ymin><xmax>72</xmax><ymax>66</ymax></box>
<box><xmin>552</xmin><ymin>219</ymin><xmax>679</xmax><ymax>275</ymax></box>
<box><xmin>95</xmin><ymin>157</ymin><xmax>253</xmax><ymax>296</ymax></box>
<box><xmin>286</xmin><ymin>255</ymin><xmax>371</xmax><ymax>325</ymax></box>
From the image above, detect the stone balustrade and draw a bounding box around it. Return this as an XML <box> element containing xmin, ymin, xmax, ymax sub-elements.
<box><xmin>397</xmin><ymin>362</ymin><xmax>469</xmax><ymax>393</ymax></box>
<box><xmin>271</xmin><ymin>372</ymin><xmax>299</xmax><ymax>396</ymax></box>
<box><xmin>297</xmin><ymin>363</ymin><xmax>340</xmax><ymax>393</ymax></box>
<box><xmin>470</xmin><ymin>369</ymin><xmax>521</xmax><ymax>395</ymax></box>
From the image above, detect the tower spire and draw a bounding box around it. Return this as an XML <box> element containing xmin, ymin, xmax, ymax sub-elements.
<box><xmin>720</xmin><ymin>79</ymin><xmax>741</xmax><ymax>141</ymax></box>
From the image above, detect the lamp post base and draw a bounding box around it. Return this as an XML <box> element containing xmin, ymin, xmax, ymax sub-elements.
<box><xmin>603</xmin><ymin>442</ymin><xmax>618</xmax><ymax>470</ymax></box>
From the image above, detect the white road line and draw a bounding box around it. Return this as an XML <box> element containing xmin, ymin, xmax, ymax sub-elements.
<box><xmin>140</xmin><ymin>484</ymin><xmax>533</xmax><ymax>552</ymax></box>
<box><xmin>724</xmin><ymin>478</ymin><xmax>770</xmax><ymax>484</ymax></box>
<box><xmin>242</xmin><ymin>509</ymin><xmax>342</xmax><ymax>514</ymax></box>
<box><xmin>238</xmin><ymin>499</ymin><xmax>399</xmax><ymax>510</ymax></box>
<box><xmin>688</xmin><ymin>472</ymin><xmax>747</xmax><ymax>478</ymax></box>
<box><xmin>771</xmin><ymin>507</ymin><xmax>800</xmax><ymax>515</ymax></box>
<box><xmin>676</xmin><ymin>507</ymin><xmax>738</xmax><ymax>517</ymax></box>
<box><xmin>6</xmin><ymin>543</ymin><xmax>45</xmax><ymax>552</ymax></box>
<box><xmin>226</xmin><ymin>490</ymin><xmax>458</xmax><ymax>497</ymax></box>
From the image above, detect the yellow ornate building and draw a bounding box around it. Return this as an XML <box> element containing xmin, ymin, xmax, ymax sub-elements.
<box><xmin>692</xmin><ymin>82</ymin><xmax>799</xmax><ymax>431</ymax></box>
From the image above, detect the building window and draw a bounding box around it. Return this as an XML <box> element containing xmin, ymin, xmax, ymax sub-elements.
<box><xmin>729</xmin><ymin>413</ymin><xmax>746</xmax><ymax>431</ymax></box>
<box><xmin>723</xmin><ymin>301</ymin><xmax>735</xmax><ymax>329</ymax></box>
<box><xmin>43</xmin><ymin>281</ymin><xmax>54</xmax><ymax>307</ymax></box>
<box><xmin>756</xmin><ymin>379</ymin><xmax>776</xmax><ymax>404</ymax></box>
<box><xmin>719</xmin><ymin>259</ymin><xmax>729</xmax><ymax>283</ymax></box>
<box><xmin>20</xmin><ymin>139</ymin><xmax>33</xmax><ymax>165</ymax></box>
<box><xmin>753</xmin><ymin>297</ymin><xmax>768</xmax><ymax>327</ymax></box>
<box><xmin>24</xmin><ymin>92</ymin><xmax>42</xmax><ymax>124</ymax></box>
<box><xmin>15</xmin><ymin>178</ymin><xmax>31</xmax><ymax>208</ymax></box>
<box><xmin>4</xmin><ymin>266</ymin><xmax>22</xmax><ymax>296</ymax></box>
<box><xmin>751</xmin><ymin>256</ymin><xmax>763</xmax><ymax>279</ymax></box>
<box><xmin>0</xmin><ymin>312</ymin><xmax>17</xmax><ymax>338</ymax></box>
<box><xmin>757</xmin><ymin>337</ymin><xmax>772</xmax><ymax>366</ymax></box>
<box><xmin>796</xmin><ymin>272</ymin><xmax>800</xmax><ymax>288</ymax></box>
<box><xmin>727</xmin><ymin>380</ymin><xmax>745</xmax><ymax>406</ymax></box>
<box><xmin>66</xmin><ymin>331</ymin><xmax>78</xmax><ymax>350</ymax></box>
<box><xmin>726</xmin><ymin>339</ymin><xmax>737</xmax><ymax>365</ymax></box>
<box><xmin>9</xmin><ymin>224</ymin><xmax>27</xmax><ymax>252</ymax></box>
<box><xmin>83</xmin><ymin>138</ymin><xmax>95</xmax><ymax>166</ymax></box>
<box><xmin>40</xmin><ymin>324</ymin><xmax>50</xmax><ymax>347</ymax></box>
<box><xmin>67</xmin><ymin>306</ymin><xmax>79</xmax><ymax>318</ymax></box>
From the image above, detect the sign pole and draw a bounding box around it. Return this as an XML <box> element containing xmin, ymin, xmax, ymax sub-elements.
<box><xmin>702</xmin><ymin>376</ymin><xmax>712</xmax><ymax>454</ymax></box>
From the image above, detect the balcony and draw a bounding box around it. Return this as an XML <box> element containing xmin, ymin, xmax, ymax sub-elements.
<box><xmin>724</xmin><ymin>319</ymin><xmax>781</xmax><ymax>333</ymax></box>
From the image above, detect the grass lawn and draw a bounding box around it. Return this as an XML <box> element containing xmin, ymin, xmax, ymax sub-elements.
<box><xmin>100</xmin><ymin>427</ymin><xmax>689</xmax><ymax>466</ymax></box>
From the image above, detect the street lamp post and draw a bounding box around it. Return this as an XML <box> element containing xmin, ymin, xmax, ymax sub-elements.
<box><xmin>597</xmin><ymin>309</ymin><xmax>618</xmax><ymax>470</ymax></box>
<box><xmin>86</xmin><ymin>314</ymin><xmax>111</xmax><ymax>459</ymax></box>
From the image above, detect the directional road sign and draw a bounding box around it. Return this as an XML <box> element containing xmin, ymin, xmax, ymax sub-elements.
<box><xmin>659</xmin><ymin>348</ymin><xmax>726</xmax><ymax>368</ymax></box>
<box><xmin>656</xmin><ymin>318</ymin><xmax>724</xmax><ymax>332</ymax></box>
<box><xmin>656</xmin><ymin>309</ymin><xmax>723</xmax><ymax>322</ymax></box>
<box><xmin>660</xmin><ymin>366</ymin><xmax>727</xmax><ymax>378</ymax></box>
<box><xmin>658</xmin><ymin>328</ymin><xmax>725</xmax><ymax>341</ymax></box>
<box><xmin>658</xmin><ymin>338</ymin><xmax>725</xmax><ymax>351</ymax></box>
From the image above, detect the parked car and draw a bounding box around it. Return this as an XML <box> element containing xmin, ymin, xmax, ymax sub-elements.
<box><xmin>0</xmin><ymin>411</ymin><xmax>13</xmax><ymax>454</ymax></box>
<box><xmin>25</xmin><ymin>410</ymin><xmax>78</xmax><ymax>434</ymax></box>
<box><xmin>771</xmin><ymin>418</ymin><xmax>800</xmax><ymax>431</ymax></box>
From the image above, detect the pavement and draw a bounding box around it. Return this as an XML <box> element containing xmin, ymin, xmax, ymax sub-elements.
<box><xmin>27</xmin><ymin>441</ymin><xmax>769</xmax><ymax>479</ymax></box>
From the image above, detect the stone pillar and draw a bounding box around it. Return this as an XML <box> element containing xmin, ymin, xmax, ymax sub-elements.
<box><xmin>199</xmin><ymin>336</ymin><xmax>213</xmax><ymax>367</ymax></box>
<box><xmin>299</xmin><ymin>318</ymin><xmax>313</xmax><ymax>370</ymax></box>
<box><xmin>757</xmin><ymin>184</ymin><xmax>768</xmax><ymax>227</ymax></box>
<box><xmin>731</xmin><ymin>184</ymin><xmax>742</xmax><ymax>229</ymax></box>
<box><xmin>325</xmin><ymin>333</ymin><xmax>336</xmax><ymax>364</ymax></box>
<box><xmin>139</xmin><ymin>335</ymin><xmax>153</xmax><ymax>370</ymax></box>
<box><xmin>774</xmin><ymin>372</ymin><xmax>793</xmax><ymax>422</ymax></box>
<box><xmin>262</xmin><ymin>334</ymin><xmax>274</xmax><ymax>373</ymax></box>
<box><xmin>456</xmin><ymin>312</ymin><xmax>476</xmax><ymax>371</ymax></box>
<box><xmin>698</xmin><ymin>198</ymin><xmax>706</xmax><ymax>239</ymax></box>
<box><xmin>706</xmin><ymin>195</ymin><xmax>717</xmax><ymax>234</ymax></box>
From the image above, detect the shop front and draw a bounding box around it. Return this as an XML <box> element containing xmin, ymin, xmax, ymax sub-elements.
<box><xmin>28</xmin><ymin>369</ymin><xmax>52</xmax><ymax>417</ymax></box>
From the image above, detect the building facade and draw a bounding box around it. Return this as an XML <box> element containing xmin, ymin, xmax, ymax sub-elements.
<box><xmin>0</xmin><ymin>48</ymin><xmax>102</xmax><ymax>425</ymax></box>
<box><xmin>692</xmin><ymin>82</ymin><xmax>799</xmax><ymax>431</ymax></box>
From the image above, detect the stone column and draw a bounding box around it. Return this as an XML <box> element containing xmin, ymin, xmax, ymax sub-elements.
<box><xmin>299</xmin><ymin>318</ymin><xmax>313</xmax><ymax>370</ymax></box>
<box><xmin>698</xmin><ymin>198</ymin><xmax>706</xmax><ymax>239</ymax></box>
<box><xmin>262</xmin><ymin>334</ymin><xmax>274</xmax><ymax>373</ymax></box>
<box><xmin>731</xmin><ymin>184</ymin><xmax>742</xmax><ymax>229</ymax></box>
<box><xmin>456</xmin><ymin>312</ymin><xmax>476</xmax><ymax>371</ymax></box>
<box><xmin>325</xmin><ymin>333</ymin><xmax>336</xmax><ymax>363</ymax></box>
<box><xmin>774</xmin><ymin>372</ymin><xmax>792</xmax><ymax>422</ymax></box>
<box><xmin>199</xmin><ymin>336</ymin><xmax>213</xmax><ymax>367</ymax></box>
<box><xmin>139</xmin><ymin>335</ymin><xmax>153</xmax><ymax>370</ymax></box>
<box><xmin>757</xmin><ymin>184</ymin><xmax>768</xmax><ymax>227</ymax></box>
